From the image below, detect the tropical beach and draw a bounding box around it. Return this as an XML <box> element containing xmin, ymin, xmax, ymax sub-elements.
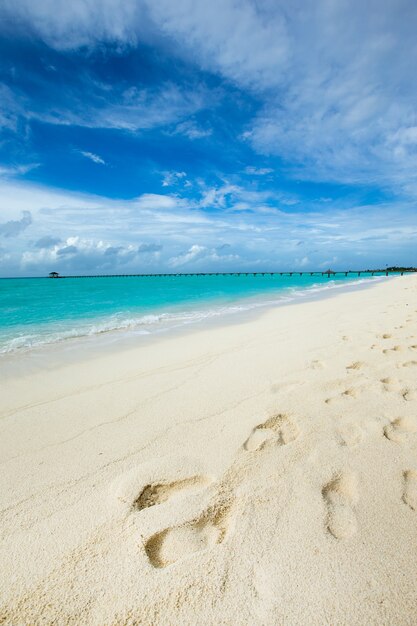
<box><xmin>1</xmin><ymin>275</ymin><xmax>416</xmax><ymax>624</ymax></box>
<box><xmin>2</xmin><ymin>0</ymin><xmax>417</xmax><ymax>623</ymax></box>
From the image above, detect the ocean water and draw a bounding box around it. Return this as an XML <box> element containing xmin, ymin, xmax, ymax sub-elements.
<box><xmin>0</xmin><ymin>273</ymin><xmax>390</xmax><ymax>354</ymax></box>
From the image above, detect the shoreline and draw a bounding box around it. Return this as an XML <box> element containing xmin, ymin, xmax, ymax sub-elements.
<box><xmin>1</xmin><ymin>274</ymin><xmax>416</xmax><ymax>624</ymax></box>
<box><xmin>1</xmin><ymin>273</ymin><xmax>389</xmax><ymax>375</ymax></box>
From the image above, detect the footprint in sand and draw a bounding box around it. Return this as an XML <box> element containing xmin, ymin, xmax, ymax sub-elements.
<box><xmin>114</xmin><ymin>464</ymin><xmax>214</xmax><ymax>513</ymax></box>
<box><xmin>403</xmin><ymin>471</ymin><xmax>417</xmax><ymax>511</ymax></box>
<box><xmin>381</xmin><ymin>376</ymin><xmax>402</xmax><ymax>391</ymax></box>
<box><xmin>134</xmin><ymin>476</ymin><xmax>212</xmax><ymax>511</ymax></box>
<box><xmin>144</xmin><ymin>501</ymin><xmax>233</xmax><ymax>568</ymax></box>
<box><xmin>402</xmin><ymin>389</ymin><xmax>417</xmax><ymax>402</ymax></box>
<box><xmin>322</xmin><ymin>472</ymin><xmax>359</xmax><ymax>539</ymax></box>
<box><xmin>380</xmin><ymin>333</ymin><xmax>393</xmax><ymax>339</ymax></box>
<box><xmin>338</xmin><ymin>424</ymin><xmax>363</xmax><ymax>447</ymax></box>
<box><xmin>383</xmin><ymin>345</ymin><xmax>404</xmax><ymax>355</ymax></box>
<box><xmin>401</xmin><ymin>361</ymin><xmax>417</xmax><ymax>368</ymax></box>
<box><xmin>383</xmin><ymin>417</ymin><xmax>417</xmax><ymax>443</ymax></box>
<box><xmin>346</xmin><ymin>361</ymin><xmax>364</xmax><ymax>371</ymax></box>
<box><xmin>325</xmin><ymin>388</ymin><xmax>359</xmax><ymax>404</ymax></box>
<box><xmin>244</xmin><ymin>413</ymin><xmax>299</xmax><ymax>452</ymax></box>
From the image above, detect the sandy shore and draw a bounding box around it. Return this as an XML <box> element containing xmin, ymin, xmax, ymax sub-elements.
<box><xmin>1</xmin><ymin>276</ymin><xmax>417</xmax><ymax>625</ymax></box>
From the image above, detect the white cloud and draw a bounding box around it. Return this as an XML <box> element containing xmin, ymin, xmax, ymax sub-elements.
<box><xmin>244</xmin><ymin>166</ymin><xmax>273</xmax><ymax>175</ymax></box>
<box><xmin>169</xmin><ymin>244</ymin><xmax>207</xmax><ymax>267</ymax></box>
<box><xmin>1</xmin><ymin>0</ymin><xmax>288</xmax><ymax>90</ymax></box>
<box><xmin>144</xmin><ymin>0</ymin><xmax>288</xmax><ymax>90</ymax></box>
<box><xmin>173</xmin><ymin>120</ymin><xmax>212</xmax><ymax>140</ymax></box>
<box><xmin>169</xmin><ymin>243</ymin><xmax>239</xmax><ymax>267</ymax></box>
<box><xmin>1</xmin><ymin>179</ymin><xmax>417</xmax><ymax>276</ymax></box>
<box><xmin>133</xmin><ymin>193</ymin><xmax>180</xmax><ymax>210</ymax></box>
<box><xmin>0</xmin><ymin>76</ymin><xmax>214</xmax><ymax>136</ymax></box>
<box><xmin>0</xmin><ymin>210</ymin><xmax>32</xmax><ymax>237</ymax></box>
<box><xmin>3</xmin><ymin>0</ymin><xmax>417</xmax><ymax>191</ymax></box>
<box><xmin>199</xmin><ymin>184</ymin><xmax>240</xmax><ymax>209</ymax></box>
<box><xmin>162</xmin><ymin>171</ymin><xmax>187</xmax><ymax>187</ymax></box>
<box><xmin>0</xmin><ymin>0</ymin><xmax>147</xmax><ymax>50</ymax></box>
<box><xmin>0</xmin><ymin>163</ymin><xmax>40</xmax><ymax>177</ymax></box>
<box><xmin>33</xmin><ymin>82</ymin><xmax>212</xmax><ymax>132</ymax></box>
<box><xmin>80</xmin><ymin>151</ymin><xmax>106</xmax><ymax>165</ymax></box>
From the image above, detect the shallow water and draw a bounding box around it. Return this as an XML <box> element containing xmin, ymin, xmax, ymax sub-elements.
<box><xmin>0</xmin><ymin>273</ymin><xmax>391</xmax><ymax>354</ymax></box>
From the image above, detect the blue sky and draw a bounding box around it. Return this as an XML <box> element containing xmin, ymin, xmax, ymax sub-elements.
<box><xmin>0</xmin><ymin>0</ymin><xmax>417</xmax><ymax>276</ymax></box>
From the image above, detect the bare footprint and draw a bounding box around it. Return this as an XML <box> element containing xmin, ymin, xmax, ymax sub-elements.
<box><xmin>403</xmin><ymin>471</ymin><xmax>417</xmax><ymax>511</ymax></box>
<box><xmin>384</xmin><ymin>417</ymin><xmax>417</xmax><ymax>443</ymax></box>
<box><xmin>325</xmin><ymin>388</ymin><xmax>359</xmax><ymax>404</ymax></box>
<box><xmin>402</xmin><ymin>389</ymin><xmax>417</xmax><ymax>402</ymax></box>
<box><xmin>244</xmin><ymin>413</ymin><xmax>299</xmax><ymax>451</ymax></box>
<box><xmin>338</xmin><ymin>424</ymin><xmax>363</xmax><ymax>447</ymax></box>
<box><xmin>381</xmin><ymin>333</ymin><xmax>392</xmax><ymax>339</ymax></box>
<box><xmin>346</xmin><ymin>361</ymin><xmax>364</xmax><ymax>371</ymax></box>
<box><xmin>144</xmin><ymin>501</ymin><xmax>233</xmax><ymax>568</ymax></box>
<box><xmin>134</xmin><ymin>476</ymin><xmax>212</xmax><ymax>511</ymax></box>
<box><xmin>342</xmin><ymin>388</ymin><xmax>359</xmax><ymax>398</ymax></box>
<box><xmin>400</xmin><ymin>361</ymin><xmax>417</xmax><ymax>368</ymax></box>
<box><xmin>383</xmin><ymin>345</ymin><xmax>403</xmax><ymax>355</ymax></box>
<box><xmin>322</xmin><ymin>472</ymin><xmax>359</xmax><ymax>539</ymax></box>
<box><xmin>381</xmin><ymin>376</ymin><xmax>402</xmax><ymax>390</ymax></box>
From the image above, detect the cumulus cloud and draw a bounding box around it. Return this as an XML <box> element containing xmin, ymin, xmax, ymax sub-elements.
<box><xmin>0</xmin><ymin>210</ymin><xmax>32</xmax><ymax>237</ymax></box>
<box><xmin>80</xmin><ymin>151</ymin><xmax>106</xmax><ymax>165</ymax></box>
<box><xmin>21</xmin><ymin>235</ymin><xmax>142</xmax><ymax>273</ymax></box>
<box><xmin>57</xmin><ymin>244</ymin><xmax>78</xmax><ymax>256</ymax></box>
<box><xmin>169</xmin><ymin>244</ymin><xmax>206</xmax><ymax>267</ymax></box>
<box><xmin>169</xmin><ymin>243</ymin><xmax>239</xmax><ymax>268</ymax></box>
<box><xmin>1</xmin><ymin>174</ymin><xmax>417</xmax><ymax>276</ymax></box>
<box><xmin>34</xmin><ymin>235</ymin><xmax>61</xmax><ymax>248</ymax></box>
<box><xmin>104</xmin><ymin>246</ymin><xmax>123</xmax><ymax>256</ymax></box>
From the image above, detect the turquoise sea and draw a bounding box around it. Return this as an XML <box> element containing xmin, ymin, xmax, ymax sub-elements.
<box><xmin>0</xmin><ymin>273</ymin><xmax>391</xmax><ymax>354</ymax></box>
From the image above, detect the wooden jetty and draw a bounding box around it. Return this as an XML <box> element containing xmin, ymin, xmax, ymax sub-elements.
<box><xmin>48</xmin><ymin>269</ymin><xmax>415</xmax><ymax>279</ymax></box>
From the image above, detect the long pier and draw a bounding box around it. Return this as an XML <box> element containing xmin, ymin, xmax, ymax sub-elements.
<box><xmin>49</xmin><ymin>270</ymin><xmax>415</xmax><ymax>278</ymax></box>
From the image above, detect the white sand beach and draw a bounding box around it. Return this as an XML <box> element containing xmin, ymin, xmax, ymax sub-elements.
<box><xmin>1</xmin><ymin>275</ymin><xmax>417</xmax><ymax>625</ymax></box>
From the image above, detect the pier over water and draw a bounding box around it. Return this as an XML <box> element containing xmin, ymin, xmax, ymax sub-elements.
<box><xmin>48</xmin><ymin>269</ymin><xmax>415</xmax><ymax>279</ymax></box>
